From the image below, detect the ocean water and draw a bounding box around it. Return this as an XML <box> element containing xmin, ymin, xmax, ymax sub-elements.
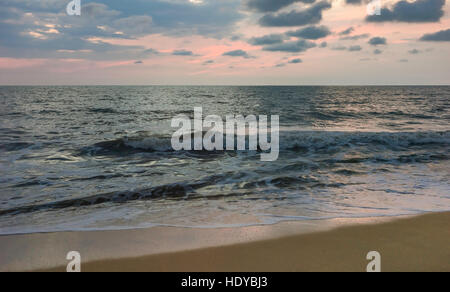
<box><xmin>0</xmin><ymin>86</ymin><xmax>449</xmax><ymax>235</ymax></box>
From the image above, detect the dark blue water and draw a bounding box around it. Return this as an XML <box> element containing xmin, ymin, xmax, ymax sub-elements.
<box><xmin>0</xmin><ymin>86</ymin><xmax>449</xmax><ymax>234</ymax></box>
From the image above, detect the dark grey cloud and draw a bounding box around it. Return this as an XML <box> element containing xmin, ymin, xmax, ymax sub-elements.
<box><xmin>340</xmin><ymin>34</ymin><xmax>370</xmax><ymax>41</ymax></box>
<box><xmin>420</xmin><ymin>29</ymin><xmax>450</xmax><ymax>41</ymax></box>
<box><xmin>288</xmin><ymin>58</ymin><xmax>303</xmax><ymax>64</ymax></box>
<box><xmin>83</xmin><ymin>2</ymin><xmax>121</xmax><ymax>18</ymax></box>
<box><xmin>366</xmin><ymin>0</ymin><xmax>445</xmax><ymax>23</ymax></box>
<box><xmin>0</xmin><ymin>0</ymin><xmax>244</xmax><ymax>60</ymax></box>
<box><xmin>369</xmin><ymin>37</ymin><xmax>387</xmax><ymax>46</ymax></box>
<box><xmin>348</xmin><ymin>45</ymin><xmax>362</xmax><ymax>51</ymax></box>
<box><xmin>112</xmin><ymin>15</ymin><xmax>154</xmax><ymax>36</ymax></box>
<box><xmin>223</xmin><ymin>50</ymin><xmax>252</xmax><ymax>58</ymax></box>
<box><xmin>331</xmin><ymin>45</ymin><xmax>362</xmax><ymax>52</ymax></box>
<box><xmin>249</xmin><ymin>34</ymin><xmax>287</xmax><ymax>46</ymax></box>
<box><xmin>0</xmin><ymin>6</ymin><xmax>160</xmax><ymax>61</ymax></box>
<box><xmin>339</xmin><ymin>27</ymin><xmax>355</xmax><ymax>35</ymax></box>
<box><xmin>319</xmin><ymin>41</ymin><xmax>328</xmax><ymax>48</ymax></box>
<box><xmin>1</xmin><ymin>0</ymin><xmax>68</xmax><ymax>12</ymax></box>
<box><xmin>263</xmin><ymin>39</ymin><xmax>317</xmax><ymax>52</ymax></box>
<box><xmin>408</xmin><ymin>49</ymin><xmax>420</xmax><ymax>54</ymax></box>
<box><xmin>172</xmin><ymin>50</ymin><xmax>195</xmax><ymax>56</ymax></box>
<box><xmin>259</xmin><ymin>1</ymin><xmax>332</xmax><ymax>27</ymax></box>
<box><xmin>373</xmin><ymin>49</ymin><xmax>383</xmax><ymax>54</ymax></box>
<box><xmin>345</xmin><ymin>0</ymin><xmax>363</xmax><ymax>4</ymax></box>
<box><xmin>203</xmin><ymin>60</ymin><xmax>215</xmax><ymax>65</ymax></box>
<box><xmin>143</xmin><ymin>49</ymin><xmax>160</xmax><ymax>55</ymax></box>
<box><xmin>230</xmin><ymin>35</ymin><xmax>242</xmax><ymax>41</ymax></box>
<box><xmin>286</xmin><ymin>26</ymin><xmax>331</xmax><ymax>40</ymax></box>
<box><xmin>245</xmin><ymin>0</ymin><xmax>316</xmax><ymax>13</ymax></box>
<box><xmin>95</xmin><ymin>0</ymin><xmax>244</xmax><ymax>38</ymax></box>
<box><xmin>332</xmin><ymin>46</ymin><xmax>347</xmax><ymax>51</ymax></box>
<box><xmin>135</xmin><ymin>60</ymin><xmax>143</xmax><ymax>64</ymax></box>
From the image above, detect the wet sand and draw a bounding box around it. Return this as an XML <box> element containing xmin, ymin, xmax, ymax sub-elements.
<box><xmin>1</xmin><ymin>212</ymin><xmax>449</xmax><ymax>272</ymax></box>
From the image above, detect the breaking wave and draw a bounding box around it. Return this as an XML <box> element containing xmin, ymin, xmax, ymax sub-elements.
<box><xmin>0</xmin><ymin>173</ymin><xmax>325</xmax><ymax>216</ymax></box>
<box><xmin>79</xmin><ymin>130</ymin><xmax>450</xmax><ymax>156</ymax></box>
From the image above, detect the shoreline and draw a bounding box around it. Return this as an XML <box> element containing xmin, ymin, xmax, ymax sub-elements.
<box><xmin>0</xmin><ymin>212</ymin><xmax>449</xmax><ymax>272</ymax></box>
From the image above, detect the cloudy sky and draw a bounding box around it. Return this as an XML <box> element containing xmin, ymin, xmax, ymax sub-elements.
<box><xmin>0</xmin><ymin>0</ymin><xmax>449</xmax><ymax>85</ymax></box>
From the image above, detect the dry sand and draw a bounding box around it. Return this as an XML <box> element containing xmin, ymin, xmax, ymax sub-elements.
<box><xmin>1</xmin><ymin>212</ymin><xmax>449</xmax><ymax>272</ymax></box>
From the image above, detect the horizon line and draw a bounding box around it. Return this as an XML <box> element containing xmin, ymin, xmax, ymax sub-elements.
<box><xmin>1</xmin><ymin>84</ymin><xmax>450</xmax><ymax>87</ymax></box>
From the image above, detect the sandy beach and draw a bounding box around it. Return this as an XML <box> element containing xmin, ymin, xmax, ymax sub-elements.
<box><xmin>0</xmin><ymin>212</ymin><xmax>448</xmax><ymax>272</ymax></box>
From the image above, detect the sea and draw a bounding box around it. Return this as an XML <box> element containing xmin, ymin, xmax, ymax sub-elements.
<box><xmin>0</xmin><ymin>86</ymin><xmax>449</xmax><ymax>234</ymax></box>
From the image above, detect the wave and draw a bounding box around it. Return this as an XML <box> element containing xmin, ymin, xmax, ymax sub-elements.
<box><xmin>88</xmin><ymin>108</ymin><xmax>118</xmax><ymax>114</ymax></box>
<box><xmin>79</xmin><ymin>136</ymin><xmax>174</xmax><ymax>155</ymax></box>
<box><xmin>0</xmin><ymin>142</ymin><xmax>34</xmax><ymax>152</ymax></box>
<box><xmin>79</xmin><ymin>130</ymin><xmax>450</xmax><ymax>156</ymax></box>
<box><xmin>367</xmin><ymin>111</ymin><xmax>436</xmax><ymax>120</ymax></box>
<box><xmin>0</xmin><ymin>173</ymin><xmax>243</xmax><ymax>217</ymax></box>
<box><xmin>281</xmin><ymin>130</ymin><xmax>450</xmax><ymax>151</ymax></box>
<box><xmin>0</xmin><ymin>172</ymin><xmax>340</xmax><ymax>217</ymax></box>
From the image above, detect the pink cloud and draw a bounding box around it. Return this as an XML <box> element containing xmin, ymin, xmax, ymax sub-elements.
<box><xmin>0</xmin><ymin>58</ymin><xmax>46</xmax><ymax>69</ymax></box>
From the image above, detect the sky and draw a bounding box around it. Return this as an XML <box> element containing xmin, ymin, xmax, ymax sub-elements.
<box><xmin>0</xmin><ymin>0</ymin><xmax>449</xmax><ymax>85</ymax></box>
